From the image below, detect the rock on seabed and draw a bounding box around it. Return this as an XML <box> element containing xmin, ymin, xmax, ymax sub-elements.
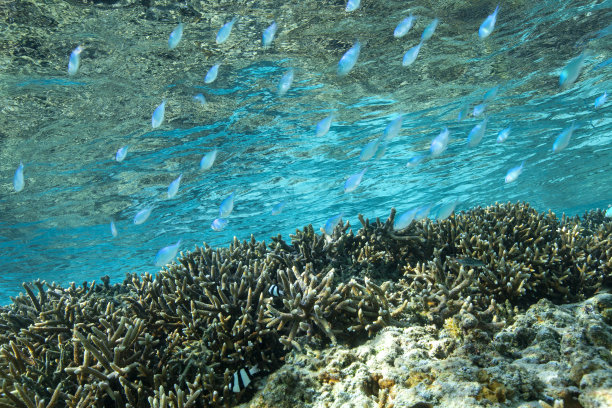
<box><xmin>240</xmin><ymin>293</ymin><xmax>612</xmax><ymax>408</ymax></box>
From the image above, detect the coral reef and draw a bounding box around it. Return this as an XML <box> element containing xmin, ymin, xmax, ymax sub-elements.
<box><xmin>0</xmin><ymin>202</ymin><xmax>610</xmax><ymax>407</ymax></box>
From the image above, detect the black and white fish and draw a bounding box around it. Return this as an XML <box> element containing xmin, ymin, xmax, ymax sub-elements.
<box><xmin>230</xmin><ymin>365</ymin><xmax>259</xmax><ymax>393</ymax></box>
<box><xmin>268</xmin><ymin>284</ymin><xmax>284</xmax><ymax>297</ymax></box>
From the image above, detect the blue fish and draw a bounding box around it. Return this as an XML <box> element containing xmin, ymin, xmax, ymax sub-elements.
<box><xmin>338</xmin><ymin>41</ymin><xmax>361</xmax><ymax>76</ymax></box>
<box><xmin>552</xmin><ymin>122</ymin><xmax>577</xmax><ymax>153</ymax></box>
<box><xmin>359</xmin><ymin>140</ymin><xmax>379</xmax><ymax>161</ymax></box>
<box><xmin>394</xmin><ymin>15</ymin><xmax>415</xmax><ymax>38</ymax></box>
<box><xmin>216</xmin><ymin>17</ymin><xmax>238</xmax><ymax>44</ymax></box>
<box><xmin>467</xmin><ymin>118</ymin><xmax>488</xmax><ymax>147</ymax></box>
<box><xmin>167</xmin><ymin>174</ymin><xmax>182</xmax><ymax>199</ymax></box>
<box><xmin>316</xmin><ymin>114</ymin><xmax>334</xmax><ymax>137</ymax></box>
<box><xmin>430</xmin><ymin>127</ymin><xmax>449</xmax><ymax>156</ymax></box>
<box><xmin>262</xmin><ymin>21</ymin><xmax>278</xmax><ymax>47</ymax></box>
<box><xmin>560</xmin><ymin>53</ymin><xmax>587</xmax><ymax>88</ymax></box>
<box><xmin>154</xmin><ymin>239</ymin><xmax>181</xmax><ymax>267</ymax></box>
<box><xmin>374</xmin><ymin>141</ymin><xmax>388</xmax><ymax>160</ymax></box>
<box><xmin>134</xmin><ymin>207</ymin><xmax>153</xmax><ymax>225</ymax></box>
<box><xmin>219</xmin><ymin>192</ymin><xmax>235</xmax><ymax>217</ymax></box>
<box><xmin>421</xmin><ymin>18</ymin><xmax>439</xmax><ymax>42</ymax></box>
<box><xmin>168</xmin><ymin>23</ymin><xmax>184</xmax><ymax>50</ymax></box>
<box><xmin>606</xmin><ymin>207</ymin><xmax>612</xmax><ymax>218</ymax></box>
<box><xmin>13</xmin><ymin>162</ymin><xmax>24</xmax><ymax>192</ymax></box>
<box><xmin>200</xmin><ymin>149</ymin><xmax>218</xmax><ymax>170</ymax></box>
<box><xmin>324</xmin><ymin>213</ymin><xmax>343</xmax><ymax>235</ymax></box>
<box><xmin>115</xmin><ymin>146</ymin><xmax>128</xmax><ymax>162</ymax></box>
<box><xmin>436</xmin><ymin>200</ymin><xmax>457</xmax><ymax>220</ymax></box>
<box><xmin>497</xmin><ymin>127</ymin><xmax>511</xmax><ymax>143</ymax></box>
<box><xmin>152</xmin><ymin>100</ymin><xmax>166</xmax><ymax>128</ymax></box>
<box><xmin>406</xmin><ymin>155</ymin><xmax>424</xmax><ymax>167</ymax></box>
<box><xmin>473</xmin><ymin>103</ymin><xmax>486</xmax><ymax>117</ymax></box>
<box><xmin>278</xmin><ymin>68</ymin><xmax>294</xmax><ymax>96</ymax></box>
<box><xmin>381</xmin><ymin>114</ymin><xmax>403</xmax><ymax>142</ymax></box>
<box><xmin>193</xmin><ymin>93</ymin><xmax>206</xmax><ymax>105</ymax></box>
<box><xmin>505</xmin><ymin>161</ymin><xmax>525</xmax><ymax>183</ymax></box>
<box><xmin>345</xmin><ymin>0</ymin><xmax>360</xmax><ymax>12</ymax></box>
<box><xmin>110</xmin><ymin>220</ymin><xmax>118</xmax><ymax>237</ymax></box>
<box><xmin>68</xmin><ymin>45</ymin><xmax>83</xmax><ymax>76</ymax></box>
<box><xmin>211</xmin><ymin>218</ymin><xmax>228</xmax><ymax>231</ymax></box>
<box><xmin>457</xmin><ymin>104</ymin><xmax>469</xmax><ymax>121</ymax></box>
<box><xmin>205</xmin><ymin>63</ymin><xmax>220</xmax><ymax>84</ymax></box>
<box><xmin>394</xmin><ymin>209</ymin><xmax>416</xmax><ymax>231</ymax></box>
<box><xmin>402</xmin><ymin>42</ymin><xmax>422</xmax><ymax>66</ymax></box>
<box><xmin>594</xmin><ymin>92</ymin><xmax>607</xmax><ymax>109</ymax></box>
<box><xmin>483</xmin><ymin>85</ymin><xmax>499</xmax><ymax>102</ymax></box>
<box><xmin>415</xmin><ymin>205</ymin><xmax>431</xmax><ymax>221</ymax></box>
<box><xmin>271</xmin><ymin>201</ymin><xmax>286</xmax><ymax>215</ymax></box>
<box><xmin>344</xmin><ymin>168</ymin><xmax>367</xmax><ymax>193</ymax></box>
<box><xmin>479</xmin><ymin>5</ymin><xmax>499</xmax><ymax>39</ymax></box>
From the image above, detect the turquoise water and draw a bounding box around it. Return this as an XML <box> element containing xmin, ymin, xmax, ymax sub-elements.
<box><xmin>0</xmin><ymin>0</ymin><xmax>610</xmax><ymax>303</ymax></box>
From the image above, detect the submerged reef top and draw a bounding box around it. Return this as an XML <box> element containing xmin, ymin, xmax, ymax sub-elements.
<box><xmin>0</xmin><ymin>202</ymin><xmax>610</xmax><ymax>407</ymax></box>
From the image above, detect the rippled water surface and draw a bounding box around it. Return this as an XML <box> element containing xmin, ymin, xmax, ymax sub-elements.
<box><xmin>0</xmin><ymin>0</ymin><xmax>610</xmax><ymax>302</ymax></box>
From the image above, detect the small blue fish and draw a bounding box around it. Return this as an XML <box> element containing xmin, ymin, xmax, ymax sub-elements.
<box><xmin>211</xmin><ymin>218</ymin><xmax>228</xmax><ymax>231</ymax></box>
<box><xmin>473</xmin><ymin>103</ymin><xmax>486</xmax><ymax>117</ymax></box>
<box><xmin>216</xmin><ymin>17</ymin><xmax>238</xmax><ymax>44</ymax></box>
<box><xmin>606</xmin><ymin>207</ymin><xmax>612</xmax><ymax>218</ymax></box>
<box><xmin>13</xmin><ymin>162</ymin><xmax>24</xmax><ymax>192</ymax></box>
<box><xmin>552</xmin><ymin>122</ymin><xmax>577</xmax><ymax>153</ymax></box>
<box><xmin>430</xmin><ymin>127</ymin><xmax>449</xmax><ymax>156</ymax></box>
<box><xmin>344</xmin><ymin>168</ymin><xmax>367</xmax><ymax>193</ymax></box>
<box><xmin>167</xmin><ymin>174</ymin><xmax>182</xmax><ymax>199</ymax></box>
<box><xmin>497</xmin><ymin>127</ymin><xmax>511</xmax><ymax>143</ymax></box>
<box><xmin>193</xmin><ymin>93</ymin><xmax>206</xmax><ymax>105</ymax></box>
<box><xmin>115</xmin><ymin>146</ymin><xmax>128</xmax><ymax>162</ymax></box>
<box><xmin>345</xmin><ymin>0</ymin><xmax>360</xmax><ymax>12</ymax></box>
<box><xmin>436</xmin><ymin>200</ymin><xmax>457</xmax><ymax>220</ymax></box>
<box><xmin>262</xmin><ymin>21</ymin><xmax>278</xmax><ymax>47</ymax></box>
<box><xmin>402</xmin><ymin>42</ymin><xmax>422</xmax><ymax>66</ymax></box>
<box><xmin>316</xmin><ymin>114</ymin><xmax>334</xmax><ymax>137</ymax></box>
<box><xmin>394</xmin><ymin>209</ymin><xmax>416</xmax><ymax>231</ymax></box>
<box><xmin>205</xmin><ymin>63</ymin><xmax>220</xmax><ymax>84</ymax></box>
<box><xmin>467</xmin><ymin>118</ymin><xmax>488</xmax><ymax>147</ymax></box>
<box><xmin>560</xmin><ymin>53</ymin><xmax>587</xmax><ymax>88</ymax></box>
<box><xmin>152</xmin><ymin>100</ymin><xmax>166</xmax><ymax>128</ymax></box>
<box><xmin>324</xmin><ymin>213</ymin><xmax>343</xmax><ymax>235</ymax></box>
<box><xmin>478</xmin><ymin>5</ymin><xmax>499</xmax><ymax>39</ymax></box>
<box><xmin>505</xmin><ymin>161</ymin><xmax>525</xmax><ymax>183</ymax></box>
<box><xmin>200</xmin><ymin>149</ymin><xmax>218</xmax><ymax>170</ymax></box>
<box><xmin>382</xmin><ymin>114</ymin><xmax>403</xmax><ymax>141</ymax></box>
<box><xmin>338</xmin><ymin>41</ymin><xmax>361</xmax><ymax>76</ymax></box>
<box><xmin>110</xmin><ymin>220</ymin><xmax>118</xmax><ymax>237</ymax></box>
<box><xmin>154</xmin><ymin>239</ymin><xmax>181</xmax><ymax>267</ymax></box>
<box><xmin>594</xmin><ymin>92</ymin><xmax>607</xmax><ymax>109</ymax></box>
<box><xmin>415</xmin><ymin>205</ymin><xmax>431</xmax><ymax>221</ymax></box>
<box><xmin>219</xmin><ymin>192</ymin><xmax>235</xmax><ymax>217</ymax></box>
<box><xmin>278</xmin><ymin>68</ymin><xmax>294</xmax><ymax>96</ymax></box>
<box><xmin>483</xmin><ymin>85</ymin><xmax>499</xmax><ymax>102</ymax></box>
<box><xmin>374</xmin><ymin>142</ymin><xmax>388</xmax><ymax>160</ymax></box>
<box><xmin>168</xmin><ymin>23</ymin><xmax>184</xmax><ymax>50</ymax></box>
<box><xmin>68</xmin><ymin>45</ymin><xmax>83</xmax><ymax>76</ymax></box>
<box><xmin>394</xmin><ymin>15</ymin><xmax>415</xmax><ymax>38</ymax></box>
<box><xmin>271</xmin><ymin>201</ymin><xmax>286</xmax><ymax>215</ymax></box>
<box><xmin>134</xmin><ymin>207</ymin><xmax>153</xmax><ymax>225</ymax></box>
<box><xmin>359</xmin><ymin>140</ymin><xmax>379</xmax><ymax>161</ymax></box>
<box><xmin>406</xmin><ymin>155</ymin><xmax>424</xmax><ymax>167</ymax></box>
<box><xmin>421</xmin><ymin>18</ymin><xmax>439</xmax><ymax>42</ymax></box>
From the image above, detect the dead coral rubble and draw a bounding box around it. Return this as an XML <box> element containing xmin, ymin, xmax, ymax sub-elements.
<box><xmin>0</xmin><ymin>202</ymin><xmax>609</xmax><ymax>407</ymax></box>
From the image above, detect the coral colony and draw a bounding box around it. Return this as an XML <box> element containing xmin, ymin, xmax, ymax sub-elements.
<box><xmin>0</xmin><ymin>203</ymin><xmax>610</xmax><ymax>407</ymax></box>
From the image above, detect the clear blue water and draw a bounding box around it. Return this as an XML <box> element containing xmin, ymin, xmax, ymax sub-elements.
<box><xmin>0</xmin><ymin>0</ymin><xmax>610</xmax><ymax>303</ymax></box>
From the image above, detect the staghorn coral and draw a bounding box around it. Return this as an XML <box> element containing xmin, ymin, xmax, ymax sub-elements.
<box><xmin>0</xmin><ymin>202</ymin><xmax>609</xmax><ymax>407</ymax></box>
